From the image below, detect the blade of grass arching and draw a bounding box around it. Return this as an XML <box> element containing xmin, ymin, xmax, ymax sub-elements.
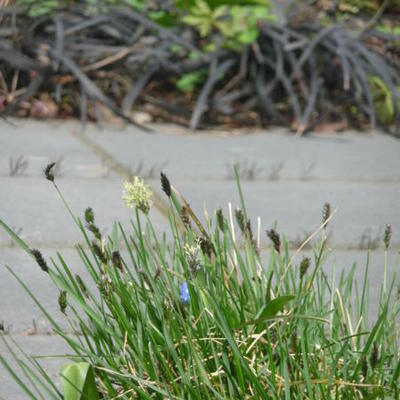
<box><xmin>234</xmin><ymin>164</ymin><xmax>248</xmax><ymax>223</ymax></box>
<box><xmin>48</xmin><ymin>270</ymin><xmax>123</xmax><ymax>343</ymax></box>
<box><xmin>329</xmin><ymin>263</ymin><xmax>336</xmax><ymax>337</ymax></box>
<box><xmin>55</xmin><ymin>253</ymin><xmax>80</xmax><ymax>291</ymax></box>
<box><xmin>171</xmin><ymin>186</ymin><xmax>209</xmax><ymax>239</ymax></box>
<box><xmin>0</xmin><ymin>218</ymin><xmax>30</xmax><ymax>252</ymax></box>
<box><xmin>76</xmin><ymin>217</ymin><xmax>96</xmax><ymax>253</ymax></box>
<box><xmin>305</xmin><ymin>238</ymin><xmax>327</xmax><ymax>293</ymax></box>
<box><xmin>392</xmin><ymin>358</ymin><xmax>400</xmax><ymax>389</ymax></box>
<box><xmin>282</xmin><ymin>359</ymin><xmax>291</xmax><ymax>400</ymax></box>
<box><xmin>118</xmin><ymin>222</ymin><xmax>138</xmax><ymax>274</ymax></box>
<box><xmin>0</xmin><ymin>355</ymin><xmax>38</xmax><ymax>400</ymax></box>
<box><xmin>266</xmin><ymin>270</ymin><xmax>274</xmax><ymax>303</ymax></box>
<box><xmin>1</xmin><ymin>336</ymin><xmax>46</xmax><ymax>400</ymax></box>
<box><xmin>5</xmin><ymin>265</ymin><xmax>62</xmax><ymax>332</ymax></box>
<box><xmin>344</xmin><ymin>262</ymin><xmax>356</xmax><ymax>303</ymax></box>
<box><xmin>5</xmin><ymin>335</ymin><xmax>63</xmax><ymax>398</ymax></box>
<box><xmin>300</xmin><ymin>322</ymin><xmax>314</xmax><ymax>399</ymax></box>
<box><xmin>134</xmin><ymin>209</ymin><xmax>149</xmax><ymax>269</ymax></box>
<box><xmin>19</xmin><ymin>360</ymin><xmax>61</xmax><ymax>400</ymax></box>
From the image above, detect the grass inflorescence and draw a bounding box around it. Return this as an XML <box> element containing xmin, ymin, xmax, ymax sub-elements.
<box><xmin>0</xmin><ymin>169</ymin><xmax>399</xmax><ymax>399</ymax></box>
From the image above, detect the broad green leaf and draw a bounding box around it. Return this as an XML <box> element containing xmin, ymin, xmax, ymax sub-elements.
<box><xmin>177</xmin><ymin>70</ymin><xmax>206</xmax><ymax>92</ymax></box>
<box><xmin>61</xmin><ymin>362</ymin><xmax>99</xmax><ymax>400</ymax></box>
<box><xmin>244</xmin><ymin>295</ymin><xmax>295</xmax><ymax>326</ymax></box>
<box><xmin>237</xmin><ymin>28</ymin><xmax>258</xmax><ymax>44</ymax></box>
<box><xmin>257</xmin><ymin>295</ymin><xmax>295</xmax><ymax>319</ymax></box>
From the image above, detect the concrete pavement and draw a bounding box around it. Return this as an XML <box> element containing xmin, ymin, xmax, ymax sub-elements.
<box><xmin>1</xmin><ymin>118</ymin><xmax>399</xmax><ymax>399</ymax></box>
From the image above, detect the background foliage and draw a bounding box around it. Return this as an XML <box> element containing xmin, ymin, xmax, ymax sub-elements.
<box><xmin>0</xmin><ymin>0</ymin><xmax>399</xmax><ymax>133</ymax></box>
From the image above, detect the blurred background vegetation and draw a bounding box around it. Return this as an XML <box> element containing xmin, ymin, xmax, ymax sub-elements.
<box><xmin>0</xmin><ymin>0</ymin><xmax>399</xmax><ymax>134</ymax></box>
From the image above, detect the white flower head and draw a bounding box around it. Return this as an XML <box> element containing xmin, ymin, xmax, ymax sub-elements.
<box><xmin>122</xmin><ymin>177</ymin><xmax>153</xmax><ymax>215</ymax></box>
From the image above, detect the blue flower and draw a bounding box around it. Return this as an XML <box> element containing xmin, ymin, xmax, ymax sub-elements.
<box><xmin>180</xmin><ymin>281</ymin><xmax>190</xmax><ymax>305</ymax></box>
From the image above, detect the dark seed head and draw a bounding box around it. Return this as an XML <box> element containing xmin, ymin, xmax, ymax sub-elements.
<box><xmin>384</xmin><ymin>224</ymin><xmax>391</xmax><ymax>250</ymax></box>
<box><xmin>112</xmin><ymin>250</ymin><xmax>123</xmax><ymax>272</ymax></box>
<box><xmin>266</xmin><ymin>229</ymin><xmax>281</xmax><ymax>253</ymax></box>
<box><xmin>160</xmin><ymin>172</ymin><xmax>171</xmax><ymax>197</ymax></box>
<box><xmin>235</xmin><ymin>208</ymin><xmax>246</xmax><ymax>233</ymax></box>
<box><xmin>75</xmin><ymin>274</ymin><xmax>88</xmax><ymax>298</ymax></box>
<box><xmin>87</xmin><ymin>223</ymin><xmax>102</xmax><ymax>241</ymax></box>
<box><xmin>58</xmin><ymin>290</ymin><xmax>67</xmax><ymax>314</ymax></box>
<box><xmin>322</xmin><ymin>203</ymin><xmax>331</xmax><ymax>228</ymax></box>
<box><xmin>199</xmin><ymin>237</ymin><xmax>214</xmax><ymax>258</ymax></box>
<box><xmin>246</xmin><ymin>220</ymin><xmax>254</xmax><ymax>242</ymax></box>
<box><xmin>31</xmin><ymin>249</ymin><xmax>49</xmax><ymax>273</ymax></box>
<box><xmin>44</xmin><ymin>162</ymin><xmax>56</xmax><ymax>182</ymax></box>
<box><xmin>370</xmin><ymin>342</ymin><xmax>379</xmax><ymax>371</ymax></box>
<box><xmin>84</xmin><ymin>207</ymin><xmax>95</xmax><ymax>225</ymax></box>
<box><xmin>361</xmin><ymin>356</ymin><xmax>368</xmax><ymax>379</ymax></box>
<box><xmin>92</xmin><ymin>241</ymin><xmax>107</xmax><ymax>264</ymax></box>
<box><xmin>216</xmin><ymin>208</ymin><xmax>224</xmax><ymax>231</ymax></box>
<box><xmin>299</xmin><ymin>257</ymin><xmax>311</xmax><ymax>279</ymax></box>
<box><xmin>180</xmin><ymin>205</ymin><xmax>191</xmax><ymax>228</ymax></box>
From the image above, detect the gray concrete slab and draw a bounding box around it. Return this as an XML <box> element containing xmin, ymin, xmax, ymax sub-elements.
<box><xmin>0</xmin><ymin>119</ymin><xmax>116</xmax><ymax>179</ymax></box>
<box><xmin>85</xmin><ymin>126</ymin><xmax>400</xmax><ymax>182</ymax></box>
<box><xmin>1</xmin><ymin>249</ymin><xmax>92</xmax><ymax>334</ymax></box>
<box><xmin>0</xmin><ymin>177</ymin><xmax>169</xmax><ymax>246</ymax></box>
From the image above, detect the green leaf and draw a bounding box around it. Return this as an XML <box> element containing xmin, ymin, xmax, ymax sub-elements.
<box><xmin>257</xmin><ymin>295</ymin><xmax>295</xmax><ymax>319</ymax></box>
<box><xmin>237</xmin><ymin>28</ymin><xmax>258</xmax><ymax>44</ymax></box>
<box><xmin>243</xmin><ymin>295</ymin><xmax>295</xmax><ymax>326</ymax></box>
<box><xmin>177</xmin><ymin>70</ymin><xmax>206</xmax><ymax>92</ymax></box>
<box><xmin>61</xmin><ymin>362</ymin><xmax>99</xmax><ymax>400</ymax></box>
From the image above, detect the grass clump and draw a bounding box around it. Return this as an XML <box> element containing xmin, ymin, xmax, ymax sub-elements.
<box><xmin>0</xmin><ymin>168</ymin><xmax>399</xmax><ymax>399</ymax></box>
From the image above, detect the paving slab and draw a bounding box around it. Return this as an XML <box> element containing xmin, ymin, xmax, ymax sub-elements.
<box><xmin>0</xmin><ymin>177</ymin><xmax>169</xmax><ymax>246</ymax></box>
<box><xmin>0</xmin><ymin>119</ymin><xmax>117</xmax><ymax>179</ymax></box>
<box><xmin>0</xmin><ymin>249</ymin><xmax>92</xmax><ymax>333</ymax></box>
<box><xmin>85</xmin><ymin>127</ymin><xmax>400</xmax><ymax>182</ymax></box>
